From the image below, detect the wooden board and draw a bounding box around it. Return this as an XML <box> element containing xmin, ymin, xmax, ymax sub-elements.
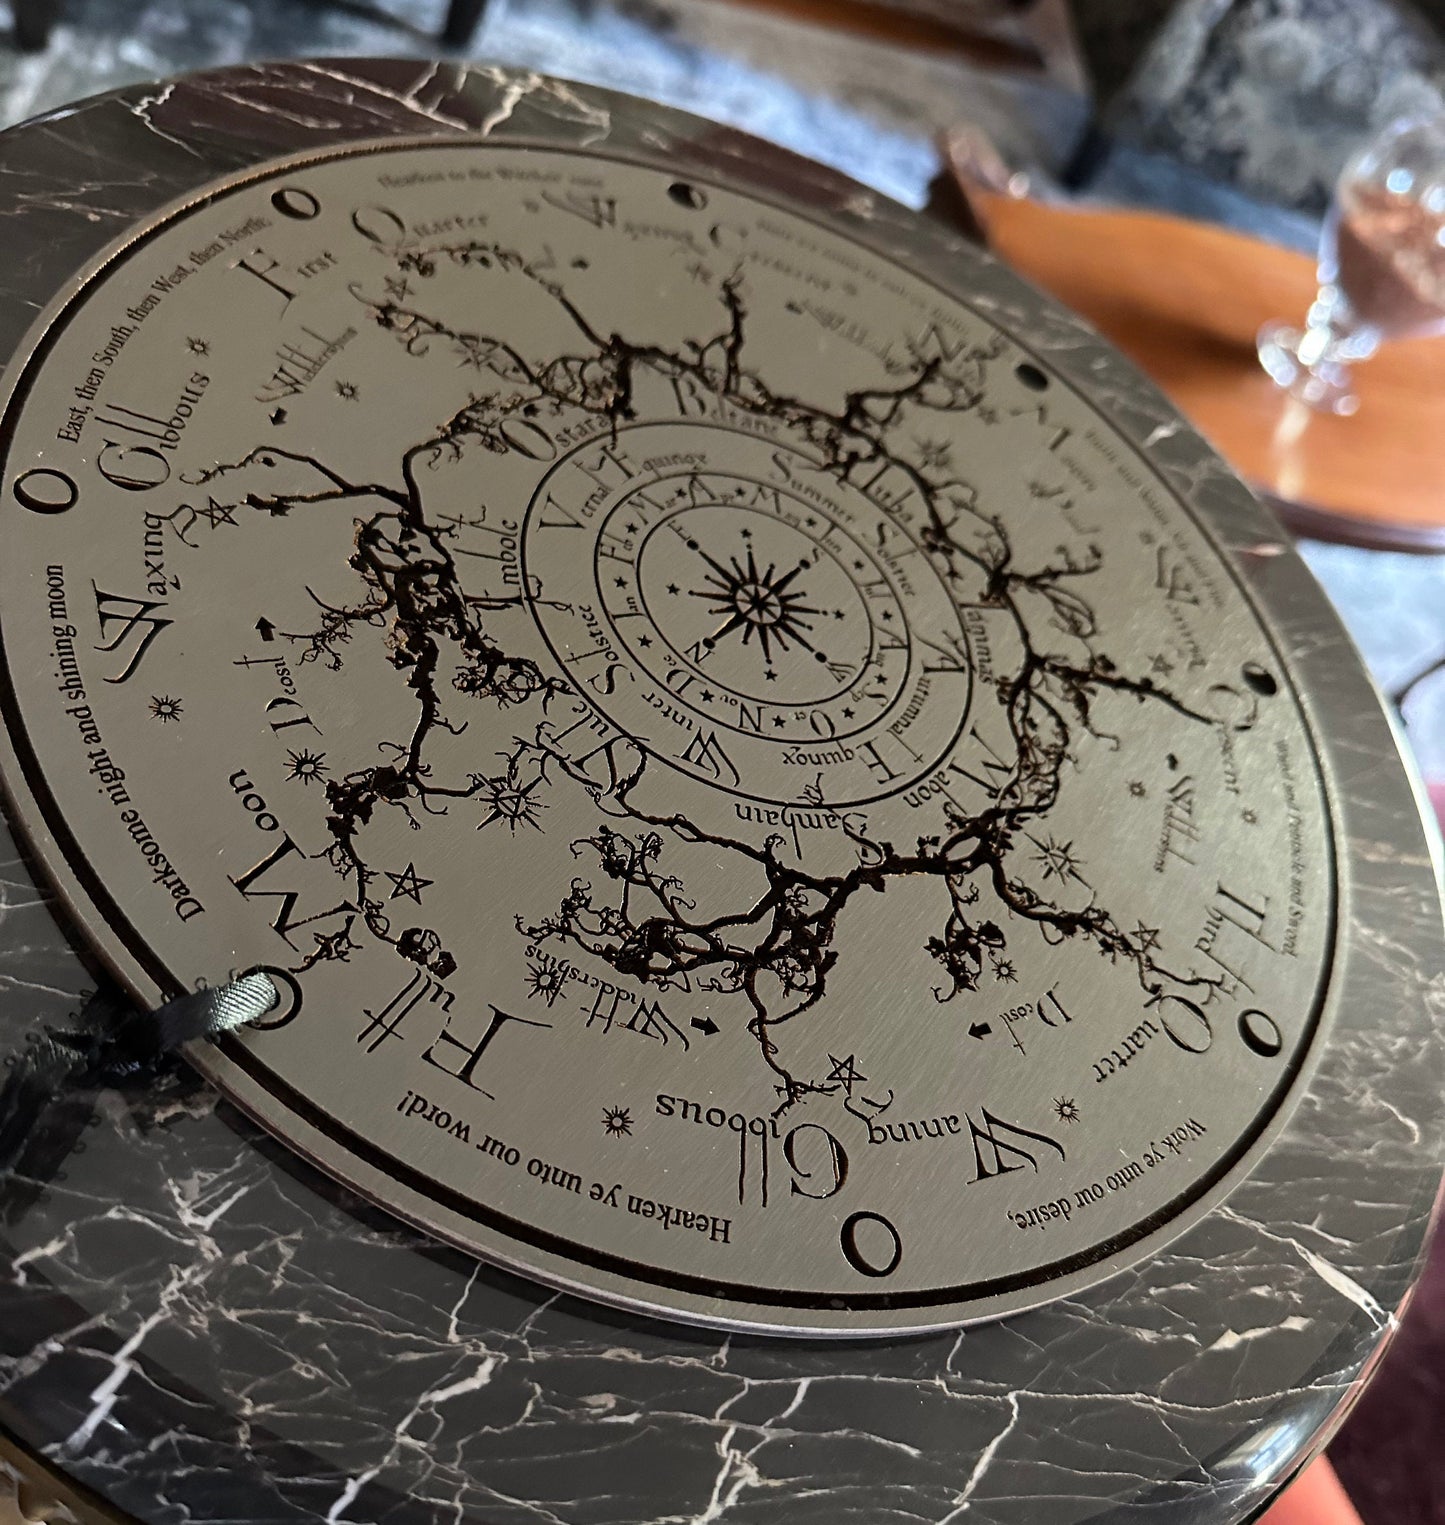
<box><xmin>951</xmin><ymin>159</ymin><xmax>1445</xmax><ymax>550</ymax></box>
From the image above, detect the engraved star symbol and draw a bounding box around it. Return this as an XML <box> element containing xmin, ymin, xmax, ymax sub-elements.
<box><xmin>197</xmin><ymin>497</ymin><xmax>238</xmax><ymax>530</ymax></box>
<box><xmin>700</xmin><ymin>688</ymin><xmax>715</xmax><ymax>703</ymax></box>
<box><xmin>186</xmin><ymin>337</ymin><xmax>210</xmax><ymax>356</ymax></box>
<box><xmin>524</xmin><ymin>957</ymin><xmax>566</xmax><ymax>1006</ymax></box>
<box><xmin>148</xmin><ymin>694</ymin><xmax>183</xmax><ymax>723</ymax></box>
<box><xmin>385</xmin><ymin>862</ymin><xmax>433</xmax><ymax>904</ymax></box>
<box><xmin>992</xmin><ymin>958</ymin><xmax>1017</xmax><ymax>983</ymax></box>
<box><xmin>475</xmin><ymin>770</ymin><xmax>546</xmax><ymax>832</ymax></box>
<box><xmin>614</xmin><ymin>577</ymin><xmax>626</xmax><ymax>588</ymax></box>
<box><xmin>1128</xmin><ymin>780</ymin><xmax>1146</xmax><ymax>798</ymax></box>
<box><xmin>284</xmin><ymin>748</ymin><xmax>329</xmax><ymax>785</ymax></box>
<box><xmin>1030</xmin><ymin>834</ymin><xmax>1084</xmax><ymax>884</ymax></box>
<box><xmin>602</xmin><ymin>1105</ymin><xmax>633</xmax><ymax>1137</ymax></box>
<box><xmin>667</xmin><ymin>583</ymin><xmax>680</xmax><ymax>595</ymax></box>
<box><xmin>764</xmin><ymin>668</ymin><xmax>777</xmax><ymax>682</ymax></box>
<box><xmin>1053</xmin><ymin>1097</ymin><xmax>1080</xmax><ymax>1124</ymax></box>
<box><xmin>842</xmin><ymin>706</ymin><xmax>854</xmax><ymax>719</ymax></box>
<box><xmin>825</xmin><ymin>1053</ymin><xmax>867</xmax><ymax>1097</ymax></box>
<box><xmin>1132</xmin><ymin>922</ymin><xmax>1161</xmax><ymax>954</ymax></box>
<box><xmin>335</xmin><ymin>380</ymin><xmax>360</xmax><ymax>401</ymax></box>
<box><xmin>1241</xmin><ymin>808</ymin><xmax>1258</xmax><ymax>825</ymax></box>
<box><xmin>687</xmin><ymin>540</ymin><xmax>823</xmax><ymax>664</ymax></box>
<box><xmin>638</xmin><ymin>635</ymin><xmax>652</xmax><ymax>648</ymax></box>
<box><xmin>772</xmin><ymin>715</ymin><xmax>787</xmax><ymax>728</ymax></box>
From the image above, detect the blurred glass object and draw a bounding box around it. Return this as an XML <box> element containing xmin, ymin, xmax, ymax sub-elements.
<box><xmin>1257</xmin><ymin>113</ymin><xmax>1445</xmax><ymax>414</ymax></box>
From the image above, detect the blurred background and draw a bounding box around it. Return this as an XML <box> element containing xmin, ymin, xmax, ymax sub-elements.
<box><xmin>3</xmin><ymin>0</ymin><xmax>1444</xmax><ymax>233</ymax></box>
<box><xmin>0</xmin><ymin>2</ymin><xmax>1441</xmax><ymax>1522</ymax></box>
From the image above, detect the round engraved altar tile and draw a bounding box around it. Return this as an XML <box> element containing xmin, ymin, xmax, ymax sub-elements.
<box><xmin>0</xmin><ymin>140</ymin><xmax>1334</xmax><ymax>1333</ymax></box>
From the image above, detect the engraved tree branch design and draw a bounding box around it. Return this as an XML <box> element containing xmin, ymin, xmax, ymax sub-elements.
<box><xmin>186</xmin><ymin>236</ymin><xmax>1227</xmax><ymax>1105</ymax></box>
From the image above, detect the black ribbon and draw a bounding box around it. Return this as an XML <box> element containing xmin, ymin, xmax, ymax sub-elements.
<box><xmin>0</xmin><ymin>972</ymin><xmax>277</xmax><ymax>1202</ymax></box>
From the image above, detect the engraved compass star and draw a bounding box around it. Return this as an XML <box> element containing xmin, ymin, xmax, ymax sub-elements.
<box><xmin>475</xmin><ymin>770</ymin><xmax>546</xmax><ymax>832</ymax></box>
<box><xmin>385</xmin><ymin>861</ymin><xmax>433</xmax><ymax>904</ymax></box>
<box><xmin>148</xmin><ymin>694</ymin><xmax>182</xmax><ymax>723</ymax></box>
<box><xmin>685</xmin><ymin>537</ymin><xmax>823</xmax><ymax>664</ymax></box>
<box><xmin>1030</xmin><ymin>834</ymin><xmax>1085</xmax><ymax>884</ymax></box>
<box><xmin>602</xmin><ymin>1105</ymin><xmax>633</xmax><ymax>1137</ymax></box>
<box><xmin>284</xmin><ymin>748</ymin><xmax>329</xmax><ymax>785</ymax></box>
<box><xmin>1053</xmin><ymin>1097</ymin><xmax>1081</xmax><ymax>1124</ymax></box>
<box><xmin>186</xmin><ymin>336</ymin><xmax>209</xmax><ymax>356</ymax></box>
<box><xmin>525</xmin><ymin>957</ymin><xmax>566</xmax><ymax>1006</ymax></box>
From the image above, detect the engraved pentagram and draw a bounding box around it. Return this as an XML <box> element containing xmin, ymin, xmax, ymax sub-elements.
<box><xmin>0</xmin><ymin>137</ymin><xmax>1335</xmax><ymax>1334</ymax></box>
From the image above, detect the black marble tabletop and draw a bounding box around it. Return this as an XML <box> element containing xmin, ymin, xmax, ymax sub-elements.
<box><xmin>0</xmin><ymin>14</ymin><xmax>1436</xmax><ymax>1525</ymax></box>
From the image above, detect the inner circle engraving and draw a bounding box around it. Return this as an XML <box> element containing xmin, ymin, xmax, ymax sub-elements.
<box><xmin>0</xmin><ymin>137</ymin><xmax>1336</xmax><ymax>1334</ymax></box>
<box><xmin>522</xmin><ymin>424</ymin><xmax>973</xmax><ymax>805</ymax></box>
<box><xmin>632</xmin><ymin>502</ymin><xmax>871</xmax><ymax>711</ymax></box>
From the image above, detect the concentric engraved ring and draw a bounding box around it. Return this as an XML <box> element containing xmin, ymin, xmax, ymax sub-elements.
<box><xmin>522</xmin><ymin>422</ymin><xmax>975</xmax><ymax>806</ymax></box>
